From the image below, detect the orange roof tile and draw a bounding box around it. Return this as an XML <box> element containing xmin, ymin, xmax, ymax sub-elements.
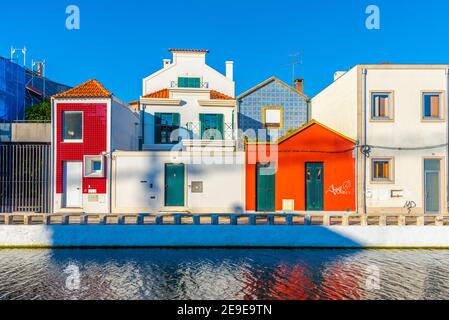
<box><xmin>53</xmin><ymin>79</ymin><xmax>112</xmax><ymax>98</ymax></box>
<box><xmin>210</xmin><ymin>90</ymin><xmax>234</xmax><ymax>100</ymax></box>
<box><xmin>142</xmin><ymin>88</ymin><xmax>170</xmax><ymax>99</ymax></box>
<box><xmin>142</xmin><ymin>88</ymin><xmax>234</xmax><ymax>100</ymax></box>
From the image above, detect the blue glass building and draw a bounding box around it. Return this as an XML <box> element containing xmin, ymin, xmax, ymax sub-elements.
<box><xmin>237</xmin><ymin>77</ymin><xmax>309</xmax><ymax>142</ymax></box>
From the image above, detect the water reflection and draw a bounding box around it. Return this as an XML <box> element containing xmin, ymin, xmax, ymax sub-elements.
<box><xmin>0</xmin><ymin>249</ymin><xmax>449</xmax><ymax>300</ymax></box>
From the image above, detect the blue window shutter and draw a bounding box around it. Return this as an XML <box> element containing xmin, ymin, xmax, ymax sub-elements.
<box><xmin>172</xmin><ymin>113</ymin><xmax>180</xmax><ymax>142</ymax></box>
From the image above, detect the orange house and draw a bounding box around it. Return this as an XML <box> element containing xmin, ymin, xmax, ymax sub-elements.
<box><xmin>246</xmin><ymin>120</ymin><xmax>356</xmax><ymax>212</ymax></box>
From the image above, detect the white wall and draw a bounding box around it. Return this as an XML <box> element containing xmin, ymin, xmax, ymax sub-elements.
<box><xmin>143</xmin><ymin>51</ymin><xmax>235</xmax><ymax>97</ymax></box>
<box><xmin>112</xmin><ymin>151</ymin><xmax>245</xmax><ymax>213</ymax></box>
<box><xmin>364</xmin><ymin>68</ymin><xmax>448</xmax><ymax>213</ymax></box>
<box><xmin>311</xmin><ymin>66</ymin><xmax>359</xmax><ymax>140</ymax></box>
<box><xmin>111</xmin><ymin>98</ymin><xmax>140</xmax><ymax>151</ymax></box>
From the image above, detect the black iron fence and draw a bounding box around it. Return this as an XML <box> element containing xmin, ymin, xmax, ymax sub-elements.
<box><xmin>0</xmin><ymin>143</ymin><xmax>51</xmax><ymax>213</ymax></box>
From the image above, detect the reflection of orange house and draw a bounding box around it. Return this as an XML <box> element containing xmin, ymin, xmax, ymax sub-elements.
<box><xmin>246</xmin><ymin>120</ymin><xmax>356</xmax><ymax>212</ymax></box>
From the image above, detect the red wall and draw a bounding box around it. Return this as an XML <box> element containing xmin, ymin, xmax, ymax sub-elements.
<box><xmin>246</xmin><ymin>123</ymin><xmax>356</xmax><ymax>212</ymax></box>
<box><xmin>55</xmin><ymin>103</ymin><xmax>107</xmax><ymax>194</ymax></box>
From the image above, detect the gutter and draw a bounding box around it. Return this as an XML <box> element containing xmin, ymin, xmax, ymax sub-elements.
<box><xmin>362</xmin><ymin>68</ymin><xmax>368</xmax><ymax>215</ymax></box>
<box><xmin>446</xmin><ymin>69</ymin><xmax>449</xmax><ymax>211</ymax></box>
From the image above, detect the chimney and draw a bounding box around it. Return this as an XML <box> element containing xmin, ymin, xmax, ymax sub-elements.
<box><xmin>163</xmin><ymin>59</ymin><xmax>171</xmax><ymax>68</ymax></box>
<box><xmin>225</xmin><ymin>61</ymin><xmax>234</xmax><ymax>81</ymax></box>
<box><xmin>294</xmin><ymin>78</ymin><xmax>304</xmax><ymax>94</ymax></box>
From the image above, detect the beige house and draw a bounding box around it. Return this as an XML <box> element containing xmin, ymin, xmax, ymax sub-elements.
<box><xmin>312</xmin><ymin>64</ymin><xmax>449</xmax><ymax>215</ymax></box>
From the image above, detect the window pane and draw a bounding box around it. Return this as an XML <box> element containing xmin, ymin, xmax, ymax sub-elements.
<box><xmin>63</xmin><ymin>112</ymin><xmax>82</xmax><ymax>140</ymax></box>
<box><xmin>91</xmin><ymin>161</ymin><xmax>102</xmax><ymax>171</ymax></box>
<box><xmin>372</xmin><ymin>94</ymin><xmax>390</xmax><ymax>119</ymax></box>
<box><xmin>424</xmin><ymin>94</ymin><xmax>440</xmax><ymax>118</ymax></box>
<box><xmin>373</xmin><ymin>160</ymin><xmax>391</xmax><ymax>180</ymax></box>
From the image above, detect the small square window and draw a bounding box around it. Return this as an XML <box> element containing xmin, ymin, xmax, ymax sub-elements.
<box><xmin>84</xmin><ymin>156</ymin><xmax>104</xmax><ymax>178</ymax></box>
<box><xmin>371</xmin><ymin>93</ymin><xmax>393</xmax><ymax>120</ymax></box>
<box><xmin>263</xmin><ymin>107</ymin><xmax>283</xmax><ymax>129</ymax></box>
<box><xmin>423</xmin><ymin>93</ymin><xmax>442</xmax><ymax>120</ymax></box>
<box><xmin>63</xmin><ymin>111</ymin><xmax>83</xmax><ymax>142</ymax></box>
<box><xmin>372</xmin><ymin>159</ymin><xmax>393</xmax><ymax>182</ymax></box>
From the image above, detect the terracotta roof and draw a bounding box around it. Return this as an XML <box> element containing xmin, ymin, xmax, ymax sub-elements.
<box><xmin>142</xmin><ymin>88</ymin><xmax>170</xmax><ymax>99</ymax></box>
<box><xmin>168</xmin><ymin>48</ymin><xmax>209</xmax><ymax>53</ymax></box>
<box><xmin>141</xmin><ymin>88</ymin><xmax>234</xmax><ymax>100</ymax></box>
<box><xmin>210</xmin><ymin>90</ymin><xmax>234</xmax><ymax>100</ymax></box>
<box><xmin>53</xmin><ymin>79</ymin><xmax>112</xmax><ymax>98</ymax></box>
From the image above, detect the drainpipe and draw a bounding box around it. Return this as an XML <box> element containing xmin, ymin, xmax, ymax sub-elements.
<box><xmin>362</xmin><ymin>68</ymin><xmax>368</xmax><ymax>215</ymax></box>
<box><xmin>140</xmin><ymin>102</ymin><xmax>145</xmax><ymax>150</ymax></box>
<box><xmin>446</xmin><ymin>69</ymin><xmax>449</xmax><ymax>212</ymax></box>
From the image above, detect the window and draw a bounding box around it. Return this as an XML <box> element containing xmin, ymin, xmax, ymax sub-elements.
<box><xmin>372</xmin><ymin>159</ymin><xmax>393</xmax><ymax>182</ymax></box>
<box><xmin>200</xmin><ymin>114</ymin><xmax>224</xmax><ymax>140</ymax></box>
<box><xmin>371</xmin><ymin>93</ymin><xmax>393</xmax><ymax>120</ymax></box>
<box><xmin>178</xmin><ymin>77</ymin><xmax>201</xmax><ymax>88</ymax></box>
<box><xmin>155</xmin><ymin>113</ymin><xmax>180</xmax><ymax>144</ymax></box>
<box><xmin>263</xmin><ymin>107</ymin><xmax>283</xmax><ymax>129</ymax></box>
<box><xmin>63</xmin><ymin>111</ymin><xmax>83</xmax><ymax>142</ymax></box>
<box><xmin>84</xmin><ymin>155</ymin><xmax>104</xmax><ymax>178</ymax></box>
<box><xmin>423</xmin><ymin>93</ymin><xmax>443</xmax><ymax>120</ymax></box>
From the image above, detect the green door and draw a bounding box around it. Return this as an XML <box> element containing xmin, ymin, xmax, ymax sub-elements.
<box><xmin>165</xmin><ymin>164</ymin><xmax>185</xmax><ymax>207</ymax></box>
<box><xmin>256</xmin><ymin>163</ymin><xmax>275</xmax><ymax>212</ymax></box>
<box><xmin>424</xmin><ymin>159</ymin><xmax>440</xmax><ymax>213</ymax></box>
<box><xmin>306</xmin><ymin>162</ymin><xmax>324</xmax><ymax>211</ymax></box>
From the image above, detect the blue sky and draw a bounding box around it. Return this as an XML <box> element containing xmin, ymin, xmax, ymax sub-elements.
<box><xmin>1</xmin><ymin>0</ymin><xmax>448</xmax><ymax>102</ymax></box>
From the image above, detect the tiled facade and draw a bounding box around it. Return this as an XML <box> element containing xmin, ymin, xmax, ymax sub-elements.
<box><xmin>55</xmin><ymin>103</ymin><xmax>107</xmax><ymax>194</ymax></box>
<box><xmin>238</xmin><ymin>78</ymin><xmax>309</xmax><ymax>141</ymax></box>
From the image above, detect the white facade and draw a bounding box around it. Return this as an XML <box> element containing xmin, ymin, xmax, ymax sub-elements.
<box><xmin>112</xmin><ymin>151</ymin><xmax>246</xmax><ymax>214</ymax></box>
<box><xmin>312</xmin><ymin>65</ymin><xmax>449</xmax><ymax>214</ymax></box>
<box><xmin>140</xmin><ymin>49</ymin><xmax>237</xmax><ymax>151</ymax></box>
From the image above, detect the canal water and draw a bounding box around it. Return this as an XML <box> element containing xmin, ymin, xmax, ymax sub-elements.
<box><xmin>0</xmin><ymin>249</ymin><xmax>448</xmax><ymax>300</ymax></box>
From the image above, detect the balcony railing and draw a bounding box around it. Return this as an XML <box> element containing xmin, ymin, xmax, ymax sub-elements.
<box><xmin>170</xmin><ymin>81</ymin><xmax>209</xmax><ymax>89</ymax></box>
<box><xmin>185</xmin><ymin>122</ymin><xmax>234</xmax><ymax>140</ymax></box>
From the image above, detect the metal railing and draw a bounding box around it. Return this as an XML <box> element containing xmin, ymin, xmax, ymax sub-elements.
<box><xmin>185</xmin><ymin>122</ymin><xmax>234</xmax><ymax>140</ymax></box>
<box><xmin>170</xmin><ymin>81</ymin><xmax>209</xmax><ymax>89</ymax></box>
<box><xmin>0</xmin><ymin>143</ymin><xmax>51</xmax><ymax>213</ymax></box>
<box><xmin>1</xmin><ymin>213</ymin><xmax>448</xmax><ymax>227</ymax></box>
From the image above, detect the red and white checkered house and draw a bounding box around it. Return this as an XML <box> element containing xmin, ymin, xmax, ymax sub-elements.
<box><xmin>51</xmin><ymin>80</ymin><xmax>139</xmax><ymax>214</ymax></box>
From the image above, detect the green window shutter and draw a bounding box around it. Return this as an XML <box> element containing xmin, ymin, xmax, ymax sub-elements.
<box><xmin>199</xmin><ymin>114</ymin><xmax>206</xmax><ymax>139</ymax></box>
<box><xmin>217</xmin><ymin>114</ymin><xmax>224</xmax><ymax>139</ymax></box>
<box><xmin>172</xmin><ymin>113</ymin><xmax>180</xmax><ymax>142</ymax></box>
<box><xmin>178</xmin><ymin>77</ymin><xmax>187</xmax><ymax>88</ymax></box>
<box><xmin>154</xmin><ymin>112</ymin><xmax>162</xmax><ymax>143</ymax></box>
<box><xmin>191</xmin><ymin>78</ymin><xmax>200</xmax><ymax>88</ymax></box>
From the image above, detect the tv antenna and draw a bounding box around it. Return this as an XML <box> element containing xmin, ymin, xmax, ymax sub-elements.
<box><xmin>283</xmin><ymin>51</ymin><xmax>303</xmax><ymax>86</ymax></box>
<box><xmin>10</xmin><ymin>46</ymin><xmax>27</xmax><ymax>66</ymax></box>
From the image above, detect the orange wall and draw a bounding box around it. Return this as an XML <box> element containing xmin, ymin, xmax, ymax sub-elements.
<box><xmin>246</xmin><ymin>123</ymin><xmax>356</xmax><ymax>212</ymax></box>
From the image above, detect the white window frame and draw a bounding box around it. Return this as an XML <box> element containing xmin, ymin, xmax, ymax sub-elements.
<box><xmin>422</xmin><ymin>92</ymin><xmax>444</xmax><ymax>121</ymax></box>
<box><xmin>83</xmin><ymin>155</ymin><xmax>104</xmax><ymax>178</ymax></box>
<box><xmin>370</xmin><ymin>92</ymin><xmax>394</xmax><ymax>121</ymax></box>
<box><xmin>371</xmin><ymin>158</ymin><xmax>394</xmax><ymax>183</ymax></box>
<box><xmin>62</xmin><ymin>111</ymin><xmax>83</xmax><ymax>143</ymax></box>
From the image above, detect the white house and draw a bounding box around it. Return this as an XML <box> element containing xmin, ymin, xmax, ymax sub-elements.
<box><xmin>140</xmin><ymin>48</ymin><xmax>237</xmax><ymax>151</ymax></box>
<box><xmin>111</xmin><ymin>49</ymin><xmax>245</xmax><ymax>214</ymax></box>
<box><xmin>312</xmin><ymin>64</ymin><xmax>449</xmax><ymax>215</ymax></box>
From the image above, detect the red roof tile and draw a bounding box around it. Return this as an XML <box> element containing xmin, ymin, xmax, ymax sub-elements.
<box><xmin>53</xmin><ymin>79</ymin><xmax>112</xmax><ymax>98</ymax></box>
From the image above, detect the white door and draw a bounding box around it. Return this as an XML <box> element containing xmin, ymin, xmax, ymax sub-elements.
<box><xmin>64</xmin><ymin>161</ymin><xmax>82</xmax><ymax>208</ymax></box>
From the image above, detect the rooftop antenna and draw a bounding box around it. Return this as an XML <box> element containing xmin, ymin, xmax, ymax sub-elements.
<box><xmin>283</xmin><ymin>51</ymin><xmax>303</xmax><ymax>86</ymax></box>
<box><xmin>10</xmin><ymin>46</ymin><xmax>27</xmax><ymax>66</ymax></box>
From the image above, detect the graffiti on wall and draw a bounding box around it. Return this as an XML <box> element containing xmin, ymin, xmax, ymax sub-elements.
<box><xmin>326</xmin><ymin>181</ymin><xmax>352</xmax><ymax>196</ymax></box>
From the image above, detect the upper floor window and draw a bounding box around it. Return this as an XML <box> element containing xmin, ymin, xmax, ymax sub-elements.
<box><xmin>63</xmin><ymin>111</ymin><xmax>83</xmax><ymax>142</ymax></box>
<box><xmin>155</xmin><ymin>113</ymin><xmax>180</xmax><ymax>144</ymax></box>
<box><xmin>200</xmin><ymin>113</ymin><xmax>224</xmax><ymax>140</ymax></box>
<box><xmin>371</xmin><ymin>92</ymin><xmax>393</xmax><ymax>120</ymax></box>
<box><xmin>84</xmin><ymin>155</ymin><xmax>104</xmax><ymax>178</ymax></box>
<box><xmin>372</xmin><ymin>158</ymin><xmax>393</xmax><ymax>182</ymax></box>
<box><xmin>422</xmin><ymin>92</ymin><xmax>443</xmax><ymax>120</ymax></box>
<box><xmin>263</xmin><ymin>107</ymin><xmax>283</xmax><ymax>129</ymax></box>
<box><xmin>178</xmin><ymin>77</ymin><xmax>201</xmax><ymax>88</ymax></box>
